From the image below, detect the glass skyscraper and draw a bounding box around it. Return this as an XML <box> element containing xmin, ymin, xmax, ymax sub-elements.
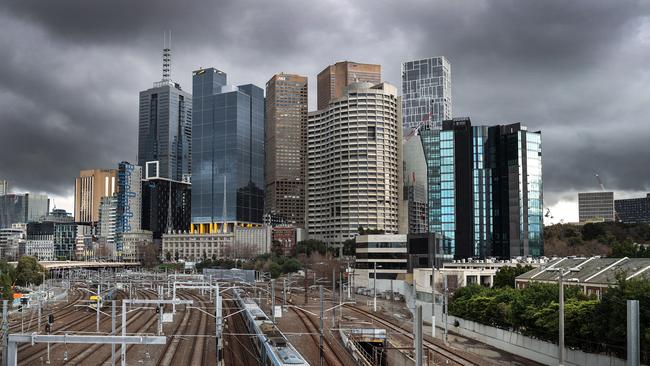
<box><xmin>402</xmin><ymin>57</ymin><xmax>452</xmax><ymax>134</ymax></box>
<box><xmin>115</xmin><ymin>161</ymin><xmax>142</xmax><ymax>255</ymax></box>
<box><xmin>191</xmin><ymin>68</ymin><xmax>265</xmax><ymax>227</ymax></box>
<box><xmin>138</xmin><ymin>80</ymin><xmax>192</xmax><ymax>182</ymax></box>
<box><xmin>489</xmin><ymin>124</ymin><xmax>543</xmax><ymax>258</ymax></box>
<box><xmin>421</xmin><ymin>119</ymin><xmax>540</xmax><ymax>259</ymax></box>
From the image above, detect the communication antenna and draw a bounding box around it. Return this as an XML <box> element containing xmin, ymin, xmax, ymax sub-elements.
<box><xmin>162</xmin><ymin>30</ymin><xmax>172</xmax><ymax>82</ymax></box>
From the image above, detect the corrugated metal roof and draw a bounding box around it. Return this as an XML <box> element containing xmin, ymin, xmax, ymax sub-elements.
<box><xmin>516</xmin><ymin>257</ymin><xmax>650</xmax><ymax>286</ymax></box>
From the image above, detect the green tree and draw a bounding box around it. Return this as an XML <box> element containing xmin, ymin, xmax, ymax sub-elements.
<box><xmin>174</xmin><ymin>250</ymin><xmax>180</xmax><ymax>261</ymax></box>
<box><xmin>14</xmin><ymin>256</ymin><xmax>45</xmax><ymax>287</ymax></box>
<box><xmin>0</xmin><ymin>261</ymin><xmax>15</xmax><ymax>300</ymax></box>
<box><xmin>269</xmin><ymin>262</ymin><xmax>282</xmax><ymax>279</ymax></box>
<box><xmin>164</xmin><ymin>251</ymin><xmax>172</xmax><ymax>262</ymax></box>
<box><xmin>342</xmin><ymin>238</ymin><xmax>356</xmax><ymax>257</ymax></box>
<box><xmin>281</xmin><ymin>258</ymin><xmax>302</xmax><ymax>274</ymax></box>
<box><xmin>296</xmin><ymin>239</ymin><xmax>327</xmax><ymax>256</ymax></box>
<box><xmin>493</xmin><ymin>265</ymin><xmax>534</xmax><ymax>288</ymax></box>
<box><xmin>610</xmin><ymin>239</ymin><xmax>637</xmax><ymax>257</ymax></box>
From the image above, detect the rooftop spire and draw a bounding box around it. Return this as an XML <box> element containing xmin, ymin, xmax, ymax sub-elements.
<box><xmin>162</xmin><ymin>30</ymin><xmax>171</xmax><ymax>82</ymax></box>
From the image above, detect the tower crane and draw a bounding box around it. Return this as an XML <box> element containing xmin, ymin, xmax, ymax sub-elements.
<box><xmin>595</xmin><ymin>173</ymin><xmax>606</xmax><ymax>191</ymax></box>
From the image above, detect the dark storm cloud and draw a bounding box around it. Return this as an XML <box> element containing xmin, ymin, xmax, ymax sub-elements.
<box><xmin>1</xmin><ymin>0</ymin><xmax>649</xmax><ymax>212</ymax></box>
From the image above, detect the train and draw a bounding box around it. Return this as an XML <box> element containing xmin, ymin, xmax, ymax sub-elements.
<box><xmin>233</xmin><ymin>289</ymin><xmax>310</xmax><ymax>366</ymax></box>
<box><xmin>89</xmin><ymin>288</ymin><xmax>117</xmax><ymax>310</ymax></box>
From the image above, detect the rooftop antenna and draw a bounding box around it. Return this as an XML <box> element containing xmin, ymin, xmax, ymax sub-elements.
<box><xmin>162</xmin><ymin>30</ymin><xmax>172</xmax><ymax>82</ymax></box>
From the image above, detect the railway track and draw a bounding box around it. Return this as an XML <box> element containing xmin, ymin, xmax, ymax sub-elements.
<box><xmin>221</xmin><ymin>293</ymin><xmax>260</xmax><ymax>366</ymax></box>
<box><xmin>17</xmin><ymin>289</ymin><xmax>159</xmax><ymax>365</ymax></box>
<box><xmin>288</xmin><ymin>304</ymin><xmax>347</xmax><ymax>366</ymax></box>
<box><xmin>344</xmin><ymin>304</ymin><xmax>492</xmax><ymax>366</ymax></box>
<box><xmin>156</xmin><ymin>289</ymin><xmax>216</xmax><ymax>366</ymax></box>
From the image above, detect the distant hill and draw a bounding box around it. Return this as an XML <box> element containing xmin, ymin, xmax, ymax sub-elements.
<box><xmin>543</xmin><ymin>222</ymin><xmax>650</xmax><ymax>257</ymax></box>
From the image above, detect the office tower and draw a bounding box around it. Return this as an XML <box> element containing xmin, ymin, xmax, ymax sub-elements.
<box><xmin>25</xmin><ymin>222</ymin><xmax>55</xmax><ymax>261</ymax></box>
<box><xmin>115</xmin><ymin>162</ymin><xmax>142</xmax><ymax>256</ymax></box>
<box><xmin>420</xmin><ymin>118</ymin><xmax>491</xmax><ymax>259</ymax></box>
<box><xmin>265</xmin><ymin>73</ymin><xmax>308</xmax><ymax>227</ymax></box>
<box><xmin>0</xmin><ymin>180</ymin><xmax>7</xmax><ymax>195</ymax></box>
<box><xmin>26</xmin><ymin>194</ymin><xmax>49</xmax><ymax>222</ymax></box>
<box><xmin>0</xmin><ymin>226</ymin><xmax>24</xmax><ymax>260</ymax></box>
<box><xmin>74</xmin><ymin>169</ymin><xmax>118</xmax><ymax>224</ymax></box>
<box><xmin>615</xmin><ymin>194</ymin><xmax>650</xmax><ymax>223</ymax></box>
<box><xmin>578</xmin><ymin>192</ymin><xmax>615</xmax><ymax>222</ymax></box>
<box><xmin>138</xmin><ymin>43</ymin><xmax>192</xmax><ymax>182</ymax></box>
<box><xmin>98</xmin><ymin>196</ymin><xmax>117</xmax><ymax>251</ymax></box>
<box><xmin>0</xmin><ymin>193</ymin><xmax>50</xmax><ymax>229</ymax></box>
<box><xmin>403</xmin><ymin>136</ymin><xmax>428</xmax><ymax>234</ymax></box>
<box><xmin>316</xmin><ymin>61</ymin><xmax>381</xmax><ymax>110</ymax></box>
<box><xmin>141</xmin><ymin>166</ymin><xmax>191</xmax><ymax>244</ymax></box>
<box><xmin>489</xmin><ymin>123</ymin><xmax>543</xmax><ymax>258</ymax></box>
<box><xmin>43</xmin><ymin>209</ymin><xmax>77</xmax><ymax>260</ymax></box>
<box><xmin>191</xmin><ymin>68</ymin><xmax>265</xmax><ymax>229</ymax></box>
<box><xmin>420</xmin><ymin>119</ymin><xmax>542</xmax><ymax>260</ymax></box>
<box><xmin>308</xmin><ymin>81</ymin><xmax>402</xmax><ymax>247</ymax></box>
<box><xmin>402</xmin><ymin>57</ymin><xmax>452</xmax><ymax>133</ymax></box>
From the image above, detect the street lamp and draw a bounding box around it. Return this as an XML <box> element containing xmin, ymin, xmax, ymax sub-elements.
<box><xmin>547</xmin><ymin>266</ymin><xmax>579</xmax><ymax>366</ymax></box>
<box><xmin>373</xmin><ymin>262</ymin><xmax>382</xmax><ymax>312</ymax></box>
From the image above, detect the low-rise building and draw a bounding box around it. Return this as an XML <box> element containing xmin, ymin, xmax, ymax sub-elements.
<box><xmin>578</xmin><ymin>192</ymin><xmax>615</xmax><ymax>223</ymax></box>
<box><xmin>355</xmin><ymin>234</ymin><xmax>408</xmax><ymax>288</ymax></box>
<box><xmin>163</xmin><ymin>222</ymin><xmax>271</xmax><ymax>261</ymax></box>
<box><xmin>123</xmin><ymin>230</ymin><xmax>154</xmax><ymax>262</ymax></box>
<box><xmin>615</xmin><ymin>193</ymin><xmax>650</xmax><ymax>224</ymax></box>
<box><xmin>271</xmin><ymin>226</ymin><xmax>305</xmax><ymax>256</ymax></box>
<box><xmin>515</xmin><ymin>256</ymin><xmax>650</xmax><ymax>299</ymax></box>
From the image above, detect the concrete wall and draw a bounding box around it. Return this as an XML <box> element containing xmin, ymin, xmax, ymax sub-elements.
<box><xmin>414</xmin><ymin>298</ymin><xmax>627</xmax><ymax>366</ymax></box>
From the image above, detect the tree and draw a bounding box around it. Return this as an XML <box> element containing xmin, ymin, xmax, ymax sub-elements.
<box><xmin>14</xmin><ymin>256</ymin><xmax>45</xmax><ymax>287</ymax></box>
<box><xmin>0</xmin><ymin>261</ymin><xmax>15</xmax><ymax>300</ymax></box>
<box><xmin>342</xmin><ymin>238</ymin><xmax>356</xmax><ymax>257</ymax></box>
<box><xmin>610</xmin><ymin>239</ymin><xmax>637</xmax><ymax>258</ymax></box>
<box><xmin>296</xmin><ymin>239</ymin><xmax>327</xmax><ymax>256</ymax></box>
<box><xmin>138</xmin><ymin>243</ymin><xmax>160</xmax><ymax>268</ymax></box>
<box><xmin>174</xmin><ymin>250</ymin><xmax>180</xmax><ymax>262</ymax></box>
<box><xmin>271</xmin><ymin>240</ymin><xmax>284</xmax><ymax>257</ymax></box>
<box><xmin>164</xmin><ymin>251</ymin><xmax>172</xmax><ymax>262</ymax></box>
<box><xmin>493</xmin><ymin>265</ymin><xmax>534</xmax><ymax>288</ymax></box>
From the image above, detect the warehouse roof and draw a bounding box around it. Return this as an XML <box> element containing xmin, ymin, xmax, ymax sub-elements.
<box><xmin>515</xmin><ymin>257</ymin><xmax>650</xmax><ymax>286</ymax></box>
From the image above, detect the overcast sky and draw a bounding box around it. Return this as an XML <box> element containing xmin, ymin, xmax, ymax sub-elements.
<box><xmin>1</xmin><ymin>0</ymin><xmax>649</xmax><ymax>223</ymax></box>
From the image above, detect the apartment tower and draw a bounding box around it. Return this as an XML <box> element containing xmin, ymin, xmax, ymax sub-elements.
<box><xmin>307</xmin><ymin>81</ymin><xmax>403</xmax><ymax>247</ymax></box>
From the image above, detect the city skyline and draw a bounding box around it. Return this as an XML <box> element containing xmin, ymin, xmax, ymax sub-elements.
<box><xmin>1</xmin><ymin>1</ymin><xmax>650</xmax><ymax>223</ymax></box>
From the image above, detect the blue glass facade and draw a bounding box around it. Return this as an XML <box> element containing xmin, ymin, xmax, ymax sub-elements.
<box><xmin>191</xmin><ymin>68</ymin><xmax>265</xmax><ymax>224</ymax></box>
<box><xmin>421</xmin><ymin>119</ymin><xmax>541</xmax><ymax>259</ymax></box>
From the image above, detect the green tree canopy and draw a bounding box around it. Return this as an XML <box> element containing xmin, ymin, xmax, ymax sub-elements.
<box><xmin>493</xmin><ymin>264</ymin><xmax>534</xmax><ymax>288</ymax></box>
<box><xmin>14</xmin><ymin>256</ymin><xmax>45</xmax><ymax>287</ymax></box>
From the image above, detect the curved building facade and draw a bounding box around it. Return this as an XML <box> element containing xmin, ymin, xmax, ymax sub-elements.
<box><xmin>307</xmin><ymin>82</ymin><xmax>403</xmax><ymax>246</ymax></box>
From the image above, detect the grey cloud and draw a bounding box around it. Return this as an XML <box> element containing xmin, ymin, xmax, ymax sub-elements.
<box><xmin>1</xmin><ymin>0</ymin><xmax>649</xmax><ymax>210</ymax></box>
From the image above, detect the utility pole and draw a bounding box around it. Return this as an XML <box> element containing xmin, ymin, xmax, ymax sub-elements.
<box><xmin>559</xmin><ymin>270</ymin><xmax>565</xmax><ymax>366</ymax></box>
<box><xmin>373</xmin><ymin>261</ymin><xmax>377</xmax><ymax>312</ymax></box>
<box><xmin>96</xmin><ymin>284</ymin><xmax>101</xmax><ymax>332</ymax></box>
<box><xmin>271</xmin><ymin>279</ymin><xmax>276</xmax><ymax>324</ymax></box>
<box><xmin>319</xmin><ymin>285</ymin><xmax>324</xmax><ymax>366</ymax></box>
<box><xmin>111</xmin><ymin>301</ymin><xmax>116</xmax><ymax>366</ymax></box>
<box><xmin>431</xmin><ymin>266</ymin><xmax>436</xmax><ymax>338</ymax></box>
<box><xmin>2</xmin><ymin>300</ymin><xmax>8</xmax><ymax>366</ymax></box>
<box><xmin>414</xmin><ymin>305</ymin><xmax>423</xmax><ymax>366</ymax></box>
<box><xmin>283</xmin><ymin>279</ymin><xmax>286</xmax><ymax>310</ymax></box>
<box><xmin>443</xmin><ymin>274</ymin><xmax>448</xmax><ymax>343</ymax></box>
<box><xmin>332</xmin><ymin>267</ymin><xmax>336</xmax><ymax>328</ymax></box>
<box><xmin>216</xmin><ymin>285</ymin><xmax>223</xmax><ymax>366</ymax></box>
<box><xmin>627</xmin><ymin>300</ymin><xmax>640</xmax><ymax>366</ymax></box>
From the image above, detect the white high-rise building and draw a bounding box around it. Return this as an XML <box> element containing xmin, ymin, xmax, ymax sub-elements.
<box><xmin>401</xmin><ymin>57</ymin><xmax>451</xmax><ymax>133</ymax></box>
<box><xmin>0</xmin><ymin>180</ymin><xmax>8</xmax><ymax>196</ymax></box>
<box><xmin>307</xmin><ymin>82</ymin><xmax>403</xmax><ymax>247</ymax></box>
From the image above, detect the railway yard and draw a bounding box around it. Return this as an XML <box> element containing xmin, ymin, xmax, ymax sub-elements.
<box><xmin>0</xmin><ymin>268</ymin><xmax>537</xmax><ymax>366</ymax></box>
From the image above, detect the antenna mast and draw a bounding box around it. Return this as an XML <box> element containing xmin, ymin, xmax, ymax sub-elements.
<box><xmin>162</xmin><ymin>30</ymin><xmax>171</xmax><ymax>82</ymax></box>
